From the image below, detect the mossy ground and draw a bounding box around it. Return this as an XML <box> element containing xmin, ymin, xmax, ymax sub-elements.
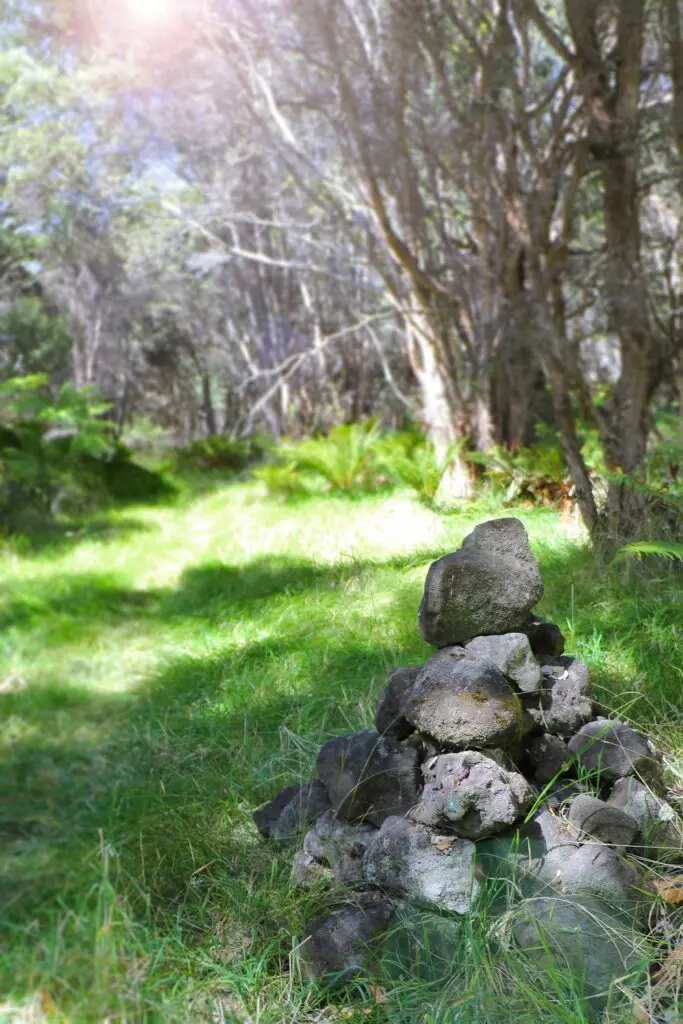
<box><xmin>1</xmin><ymin>481</ymin><xmax>681</xmax><ymax>1022</ymax></box>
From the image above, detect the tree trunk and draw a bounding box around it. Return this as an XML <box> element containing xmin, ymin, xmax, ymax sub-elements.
<box><xmin>201</xmin><ymin>372</ymin><xmax>217</xmax><ymax>437</ymax></box>
<box><xmin>405</xmin><ymin>291</ymin><xmax>473</xmax><ymax>500</ymax></box>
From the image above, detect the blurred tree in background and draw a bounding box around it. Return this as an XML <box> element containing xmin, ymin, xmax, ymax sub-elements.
<box><xmin>0</xmin><ymin>0</ymin><xmax>680</xmax><ymax>540</ymax></box>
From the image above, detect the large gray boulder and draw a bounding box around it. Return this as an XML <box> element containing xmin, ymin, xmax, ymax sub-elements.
<box><xmin>375</xmin><ymin>666</ymin><xmax>420</xmax><ymax>740</ymax></box>
<box><xmin>567</xmin><ymin>719</ymin><xmax>663</xmax><ymax>787</ymax></box>
<box><xmin>299</xmin><ymin>893</ymin><xmax>396</xmax><ymax>982</ymax></box>
<box><xmin>418</xmin><ymin>518</ymin><xmax>544</xmax><ymax>647</ymax></box>
<box><xmin>404</xmin><ymin>647</ymin><xmax>522</xmax><ymax>749</ymax></box>
<box><xmin>363</xmin><ymin>816</ymin><xmax>478</xmax><ymax>914</ymax></box>
<box><xmin>411</xmin><ymin>751</ymin><xmax>533</xmax><ymax>839</ymax></box>
<box><xmin>316</xmin><ymin>730</ymin><xmax>421</xmax><ymax>826</ymax></box>
<box><xmin>567</xmin><ymin>794</ymin><xmax>639</xmax><ymax>850</ymax></box>
<box><xmin>295</xmin><ymin>810</ymin><xmax>376</xmax><ymax>887</ymax></box>
<box><xmin>524</xmin><ymin>657</ymin><xmax>593</xmax><ymax>737</ymax></box>
<box><xmin>465</xmin><ymin>633</ymin><xmax>542</xmax><ymax>693</ymax></box>
<box><xmin>607</xmin><ymin>777</ymin><xmax>683</xmax><ymax>855</ymax></box>
<box><xmin>511</xmin><ymin>895</ymin><xmax>647</xmax><ymax>1016</ymax></box>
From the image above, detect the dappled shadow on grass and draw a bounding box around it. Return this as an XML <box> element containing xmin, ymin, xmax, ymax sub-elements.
<box><xmin>1</xmin><ymin>527</ymin><xmax>681</xmax><ymax>1013</ymax></box>
<box><xmin>2</xmin><ymin>514</ymin><xmax>154</xmax><ymax>558</ymax></box>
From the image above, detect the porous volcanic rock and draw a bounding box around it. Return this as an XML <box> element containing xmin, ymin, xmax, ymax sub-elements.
<box><xmin>410</xmin><ymin>751</ymin><xmax>533</xmax><ymax>839</ymax></box>
<box><xmin>363</xmin><ymin>816</ymin><xmax>478</xmax><ymax>914</ymax></box>
<box><xmin>523</xmin><ymin>733</ymin><xmax>570</xmax><ymax>785</ymax></box>
<box><xmin>299</xmin><ymin>893</ymin><xmax>396</xmax><ymax>981</ymax></box>
<box><xmin>511</xmin><ymin>895</ymin><xmax>646</xmax><ymax>1016</ymax></box>
<box><xmin>607</xmin><ymin>777</ymin><xmax>683</xmax><ymax>854</ymax></box>
<box><xmin>269</xmin><ymin>780</ymin><xmax>332</xmax><ymax>841</ymax></box>
<box><xmin>465</xmin><ymin>632</ymin><xmax>542</xmax><ymax>693</ymax></box>
<box><xmin>316</xmin><ymin>730</ymin><xmax>421</xmax><ymax>826</ymax></box>
<box><xmin>295</xmin><ymin>810</ymin><xmax>376</xmax><ymax>886</ymax></box>
<box><xmin>524</xmin><ymin>657</ymin><xmax>593</xmax><ymax>737</ymax></box>
<box><xmin>520</xmin><ymin>614</ymin><xmax>566</xmax><ymax>659</ymax></box>
<box><xmin>567</xmin><ymin>794</ymin><xmax>640</xmax><ymax>850</ymax></box>
<box><xmin>567</xmin><ymin>719</ymin><xmax>663</xmax><ymax>786</ymax></box>
<box><xmin>418</xmin><ymin>518</ymin><xmax>544</xmax><ymax>647</ymax></box>
<box><xmin>404</xmin><ymin>647</ymin><xmax>522</xmax><ymax>749</ymax></box>
<box><xmin>375</xmin><ymin>666</ymin><xmax>420</xmax><ymax>740</ymax></box>
<box><xmin>253</xmin><ymin>784</ymin><xmax>301</xmax><ymax>838</ymax></box>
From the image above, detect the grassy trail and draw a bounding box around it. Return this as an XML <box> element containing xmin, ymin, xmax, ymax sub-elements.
<box><xmin>1</xmin><ymin>483</ymin><xmax>681</xmax><ymax>1022</ymax></box>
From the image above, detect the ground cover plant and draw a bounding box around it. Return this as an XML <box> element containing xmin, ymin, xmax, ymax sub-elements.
<box><xmin>1</xmin><ymin>480</ymin><xmax>681</xmax><ymax>1022</ymax></box>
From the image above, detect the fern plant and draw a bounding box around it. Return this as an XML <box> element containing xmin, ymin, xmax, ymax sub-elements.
<box><xmin>278</xmin><ymin>420</ymin><xmax>384</xmax><ymax>493</ymax></box>
<box><xmin>614</xmin><ymin>541</ymin><xmax>683</xmax><ymax>563</ymax></box>
<box><xmin>375</xmin><ymin>431</ymin><xmax>454</xmax><ymax>503</ymax></box>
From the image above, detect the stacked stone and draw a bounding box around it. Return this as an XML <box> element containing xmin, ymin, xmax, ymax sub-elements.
<box><xmin>252</xmin><ymin>518</ymin><xmax>682</xmax><ymax>1011</ymax></box>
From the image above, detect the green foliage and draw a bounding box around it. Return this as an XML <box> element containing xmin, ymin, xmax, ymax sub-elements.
<box><xmin>468</xmin><ymin>438</ymin><xmax>572</xmax><ymax>507</ymax></box>
<box><xmin>0</xmin><ymin>374</ymin><xmax>116</xmax><ymax>526</ymax></box>
<box><xmin>614</xmin><ymin>541</ymin><xmax>683</xmax><ymax>564</ymax></box>
<box><xmin>374</xmin><ymin>430</ymin><xmax>453</xmax><ymax>503</ymax></box>
<box><xmin>0</xmin><ymin>297</ymin><xmax>72</xmax><ymax>380</ymax></box>
<box><xmin>176</xmin><ymin>434</ymin><xmax>270</xmax><ymax>473</ymax></box>
<box><xmin>273</xmin><ymin>420</ymin><xmax>386</xmax><ymax>494</ymax></box>
<box><xmin>0</xmin><ymin>376</ymin><xmax>172</xmax><ymax>528</ymax></box>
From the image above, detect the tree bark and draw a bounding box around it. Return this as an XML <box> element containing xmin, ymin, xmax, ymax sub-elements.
<box><xmin>405</xmin><ymin>290</ymin><xmax>473</xmax><ymax>500</ymax></box>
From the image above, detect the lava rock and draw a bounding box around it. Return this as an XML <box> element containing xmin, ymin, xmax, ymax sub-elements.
<box><xmin>465</xmin><ymin>632</ymin><xmax>542</xmax><ymax>693</ymax></box>
<box><xmin>520</xmin><ymin>614</ymin><xmax>566</xmax><ymax>659</ymax></box>
<box><xmin>379</xmin><ymin>903</ymin><xmax>464</xmax><ymax>984</ymax></box>
<box><xmin>418</xmin><ymin>518</ymin><xmax>544</xmax><ymax>647</ymax></box>
<box><xmin>511</xmin><ymin>894</ymin><xmax>646</xmax><ymax>1016</ymax></box>
<box><xmin>299</xmin><ymin>893</ymin><xmax>396</xmax><ymax>982</ymax></box>
<box><xmin>539</xmin><ymin>841</ymin><xmax>646</xmax><ymax>910</ymax></box>
<box><xmin>300</xmin><ymin>810</ymin><xmax>376</xmax><ymax>886</ymax></box>
<box><xmin>567</xmin><ymin>794</ymin><xmax>640</xmax><ymax>849</ymax></box>
<box><xmin>567</xmin><ymin>719</ymin><xmax>663</xmax><ymax>786</ymax></box>
<box><xmin>375</xmin><ymin>666</ymin><xmax>420</xmax><ymax>740</ymax></box>
<box><xmin>316</xmin><ymin>730</ymin><xmax>421</xmax><ymax>826</ymax></box>
<box><xmin>269</xmin><ymin>780</ymin><xmax>332</xmax><ymax>841</ymax></box>
<box><xmin>404</xmin><ymin>647</ymin><xmax>522</xmax><ymax>749</ymax></box>
<box><xmin>541</xmin><ymin>779</ymin><xmax>590</xmax><ymax>810</ymax></box>
<box><xmin>524</xmin><ymin>733</ymin><xmax>570</xmax><ymax>785</ymax></box>
<box><xmin>524</xmin><ymin>657</ymin><xmax>593</xmax><ymax>737</ymax></box>
<box><xmin>363</xmin><ymin>816</ymin><xmax>478</xmax><ymax>914</ymax></box>
<box><xmin>253</xmin><ymin>783</ymin><xmax>307</xmax><ymax>838</ymax></box>
<box><xmin>608</xmin><ymin>777</ymin><xmax>683</xmax><ymax>855</ymax></box>
<box><xmin>411</xmin><ymin>751</ymin><xmax>533</xmax><ymax>839</ymax></box>
<box><xmin>292</xmin><ymin>851</ymin><xmax>332</xmax><ymax>887</ymax></box>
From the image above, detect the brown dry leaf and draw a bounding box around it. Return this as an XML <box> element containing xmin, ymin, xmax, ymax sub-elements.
<box><xmin>369</xmin><ymin>984</ymin><xmax>387</xmax><ymax>1004</ymax></box>
<box><xmin>431</xmin><ymin>836</ymin><xmax>454</xmax><ymax>852</ymax></box>
<box><xmin>652</xmin><ymin>875</ymin><xmax>683</xmax><ymax>904</ymax></box>
<box><xmin>651</xmin><ymin>940</ymin><xmax>683</xmax><ymax>987</ymax></box>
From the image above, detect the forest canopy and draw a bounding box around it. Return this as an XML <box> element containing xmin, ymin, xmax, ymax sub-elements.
<box><xmin>0</xmin><ymin>0</ymin><xmax>681</xmax><ymax>541</ymax></box>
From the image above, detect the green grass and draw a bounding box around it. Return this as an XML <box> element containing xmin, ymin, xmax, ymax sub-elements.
<box><xmin>0</xmin><ymin>482</ymin><xmax>681</xmax><ymax>1022</ymax></box>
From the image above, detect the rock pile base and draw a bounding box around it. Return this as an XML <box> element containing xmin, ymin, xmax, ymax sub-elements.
<box><xmin>253</xmin><ymin>518</ymin><xmax>683</xmax><ymax>1016</ymax></box>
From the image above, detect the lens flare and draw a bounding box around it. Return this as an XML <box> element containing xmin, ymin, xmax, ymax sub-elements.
<box><xmin>125</xmin><ymin>0</ymin><xmax>173</xmax><ymax>22</ymax></box>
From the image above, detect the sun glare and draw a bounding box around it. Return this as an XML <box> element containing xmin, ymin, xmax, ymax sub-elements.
<box><xmin>125</xmin><ymin>0</ymin><xmax>174</xmax><ymax>22</ymax></box>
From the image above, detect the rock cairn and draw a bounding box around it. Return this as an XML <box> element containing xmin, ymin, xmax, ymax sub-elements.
<box><xmin>253</xmin><ymin>518</ymin><xmax>682</xmax><ymax>1013</ymax></box>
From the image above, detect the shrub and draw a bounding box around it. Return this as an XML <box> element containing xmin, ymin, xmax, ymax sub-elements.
<box><xmin>375</xmin><ymin>431</ymin><xmax>454</xmax><ymax>503</ymax></box>
<box><xmin>0</xmin><ymin>375</ymin><xmax>115</xmax><ymax>526</ymax></box>
<box><xmin>468</xmin><ymin>433</ymin><xmax>574</xmax><ymax>508</ymax></box>
<box><xmin>176</xmin><ymin>435</ymin><xmax>270</xmax><ymax>473</ymax></box>
<box><xmin>0</xmin><ymin>376</ymin><xmax>173</xmax><ymax>529</ymax></box>
<box><xmin>275</xmin><ymin>420</ymin><xmax>385</xmax><ymax>493</ymax></box>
